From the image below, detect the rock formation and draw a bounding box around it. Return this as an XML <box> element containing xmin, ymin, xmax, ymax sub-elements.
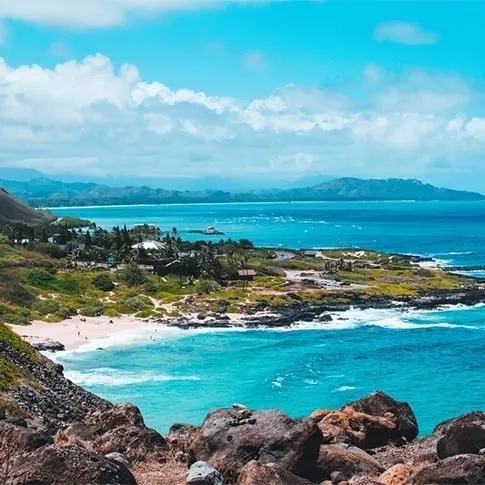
<box><xmin>3</xmin><ymin>320</ymin><xmax>485</xmax><ymax>484</ymax></box>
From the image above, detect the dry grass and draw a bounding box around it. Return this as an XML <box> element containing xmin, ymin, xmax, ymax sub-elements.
<box><xmin>132</xmin><ymin>459</ymin><xmax>187</xmax><ymax>485</ymax></box>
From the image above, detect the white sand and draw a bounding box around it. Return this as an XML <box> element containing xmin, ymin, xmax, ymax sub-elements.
<box><xmin>10</xmin><ymin>316</ymin><xmax>148</xmax><ymax>350</ymax></box>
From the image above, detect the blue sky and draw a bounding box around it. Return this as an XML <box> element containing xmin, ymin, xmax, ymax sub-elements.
<box><xmin>0</xmin><ymin>1</ymin><xmax>485</xmax><ymax>190</ymax></box>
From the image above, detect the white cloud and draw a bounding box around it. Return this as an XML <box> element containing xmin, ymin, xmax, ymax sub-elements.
<box><xmin>466</xmin><ymin>117</ymin><xmax>485</xmax><ymax>141</ymax></box>
<box><xmin>373</xmin><ymin>21</ymin><xmax>440</xmax><ymax>46</ymax></box>
<box><xmin>0</xmin><ymin>55</ymin><xmax>484</xmax><ymax>180</ymax></box>
<box><xmin>0</xmin><ymin>0</ymin><xmax>289</xmax><ymax>29</ymax></box>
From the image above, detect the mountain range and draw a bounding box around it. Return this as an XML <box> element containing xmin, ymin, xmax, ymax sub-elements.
<box><xmin>0</xmin><ymin>177</ymin><xmax>483</xmax><ymax>208</ymax></box>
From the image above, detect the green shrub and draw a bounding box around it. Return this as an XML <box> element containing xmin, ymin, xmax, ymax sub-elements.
<box><xmin>194</xmin><ymin>279</ymin><xmax>221</xmax><ymax>295</ymax></box>
<box><xmin>6</xmin><ymin>283</ymin><xmax>36</xmax><ymax>307</ymax></box>
<box><xmin>92</xmin><ymin>273</ymin><xmax>115</xmax><ymax>292</ymax></box>
<box><xmin>135</xmin><ymin>309</ymin><xmax>154</xmax><ymax>319</ymax></box>
<box><xmin>28</xmin><ymin>242</ymin><xmax>66</xmax><ymax>259</ymax></box>
<box><xmin>2</xmin><ymin>311</ymin><xmax>30</xmax><ymax>325</ymax></box>
<box><xmin>27</xmin><ymin>268</ymin><xmax>55</xmax><ymax>284</ymax></box>
<box><xmin>0</xmin><ymin>321</ymin><xmax>37</xmax><ymax>360</ymax></box>
<box><xmin>0</xmin><ymin>357</ymin><xmax>21</xmax><ymax>391</ymax></box>
<box><xmin>119</xmin><ymin>263</ymin><xmax>146</xmax><ymax>287</ymax></box>
<box><xmin>55</xmin><ymin>306</ymin><xmax>74</xmax><ymax>319</ymax></box>
<box><xmin>32</xmin><ymin>300</ymin><xmax>60</xmax><ymax>316</ymax></box>
<box><xmin>79</xmin><ymin>299</ymin><xmax>104</xmax><ymax>317</ymax></box>
<box><xmin>104</xmin><ymin>308</ymin><xmax>121</xmax><ymax>318</ymax></box>
<box><xmin>143</xmin><ymin>280</ymin><xmax>158</xmax><ymax>294</ymax></box>
<box><xmin>126</xmin><ymin>296</ymin><xmax>147</xmax><ymax>312</ymax></box>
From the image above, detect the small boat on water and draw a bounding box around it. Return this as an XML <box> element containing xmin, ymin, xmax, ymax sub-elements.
<box><xmin>188</xmin><ymin>226</ymin><xmax>225</xmax><ymax>235</ymax></box>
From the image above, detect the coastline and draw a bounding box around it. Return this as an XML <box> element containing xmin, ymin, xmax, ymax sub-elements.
<box><xmin>9</xmin><ymin>316</ymin><xmax>152</xmax><ymax>351</ymax></box>
<box><xmin>9</xmin><ymin>288</ymin><xmax>485</xmax><ymax>353</ymax></box>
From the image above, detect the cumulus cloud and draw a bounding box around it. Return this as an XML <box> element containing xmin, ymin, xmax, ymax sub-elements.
<box><xmin>0</xmin><ymin>0</ymin><xmax>287</xmax><ymax>28</ymax></box>
<box><xmin>0</xmin><ymin>55</ymin><xmax>484</xmax><ymax>180</ymax></box>
<box><xmin>373</xmin><ymin>21</ymin><xmax>440</xmax><ymax>46</ymax></box>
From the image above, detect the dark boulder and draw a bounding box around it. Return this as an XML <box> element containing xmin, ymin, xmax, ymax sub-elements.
<box><xmin>189</xmin><ymin>408</ymin><xmax>322</xmax><ymax>482</ymax></box>
<box><xmin>414</xmin><ymin>454</ymin><xmax>485</xmax><ymax>484</ymax></box>
<box><xmin>56</xmin><ymin>403</ymin><xmax>167</xmax><ymax>461</ymax></box>
<box><xmin>237</xmin><ymin>460</ymin><xmax>314</xmax><ymax>485</ymax></box>
<box><xmin>345</xmin><ymin>391</ymin><xmax>418</xmax><ymax>446</ymax></box>
<box><xmin>437</xmin><ymin>422</ymin><xmax>485</xmax><ymax>459</ymax></box>
<box><xmin>5</xmin><ymin>445</ymin><xmax>136</xmax><ymax>485</ymax></box>
<box><xmin>315</xmin><ymin>444</ymin><xmax>384</xmax><ymax>481</ymax></box>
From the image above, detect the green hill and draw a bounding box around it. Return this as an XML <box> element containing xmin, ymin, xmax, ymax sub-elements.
<box><xmin>0</xmin><ymin>188</ymin><xmax>53</xmax><ymax>226</ymax></box>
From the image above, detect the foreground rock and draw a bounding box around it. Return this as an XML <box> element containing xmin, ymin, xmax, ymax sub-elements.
<box><xmin>310</xmin><ymin>391</ymin><xmax>418</xmax><ymax>450</ymax></box>
<box><xmin>6</xmin><ymin>444</ymin><xmax>136</xmax><ymax>485</ymax></box>
<box><xmin>56</xmin><ymin>403</ymin><xmax>168</xmax><ymax>461</ymax></box>
<box><xmin>187</xmin><ymin>461</ymin><xmax>224</xmax><ymax>485</ymax></box>
<box><xmin>237</xmin><ymin>460</ymin><xmax>314</xmax><ymax>485</ymax></box>
<box><xmin>414</xmin><ymin>454</ymin><xmax>485</xmax><ymax>484</ymax></box>
<box><xmin>316</xmin><ymin>444</ymin><xmax>384</xmax><ymax>481</ymax></box>
<box><xmin>435</xmin><ymin>412</ymin><xmax>485</xmax><ymax>459</ymax></box>
<box><xmin>189</xmin><ymin>408</ymin><xmax>322</xmax><ymax>481</ymax></box>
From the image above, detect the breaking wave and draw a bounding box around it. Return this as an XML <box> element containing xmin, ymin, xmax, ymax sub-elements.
<box><xmin>65</xmin><ymin>368</ymin><xmax>201</xmax><ymax>387</ymax></box>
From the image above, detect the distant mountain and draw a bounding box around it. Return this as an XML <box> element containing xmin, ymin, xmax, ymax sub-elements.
<box><xmin>0</xmin><ymin>188</ymin><xmax>54</xmax><ymax>225</ymax></box>
<box><xmin>0</xmin><ymin>177</ymin><xmax>483</xmax><ymax>208</ymax></box>
<box><xmin>287</xmin><ymin>178</ymin><xmax>485</xmax><ymax>201</ymax></box>
<box><xmin>0</xmin><ymin>168</ymin><xmax>334</xmax><ymax>191</ymax></box>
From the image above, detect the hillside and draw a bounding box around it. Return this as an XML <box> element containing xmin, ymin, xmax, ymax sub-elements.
<box><xmin>0</xmin><ymin>177</ymin><xmax>483</xmax><ymax>208</ymax></box>
<box><xmin>0</xmin><ymin>188</ymin><xmax>54</xmax><ymax>225</ymax></box>
<box><xmin>287</xmin><ymin>177</ymin><xmax>485</xmax><ymax>201</ymax></box>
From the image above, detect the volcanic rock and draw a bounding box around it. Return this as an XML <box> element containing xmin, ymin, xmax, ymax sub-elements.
<box><xmin>189</xmin><ymin>408</ymin><xmax>322</xmax><ymax>481</ymax></box>
<box><xmin>237</xmin><ymin>460</ymin><xmax>314</xmax><ymax>485</ymax></box>
<box><xmin>315</xmin><ymin>444</ymin><xmax>384</xmax><ymax>481</ymax></box>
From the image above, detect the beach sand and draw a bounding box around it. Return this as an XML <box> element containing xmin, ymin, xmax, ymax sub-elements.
<box><xmin>10</xmin><ymin>316</ymin><xmax>150</xmax><ymax>351</ymax></box>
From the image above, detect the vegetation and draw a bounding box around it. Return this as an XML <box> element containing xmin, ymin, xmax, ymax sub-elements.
<box><xmin>2</xmin><ymin>177</ymin><xmax>484</xmax><ymax>208</ymax></box>
<box><xmin>0</xmin><ymin>191</ymin><xmax>478</xmax><ymax>325</ymax></box>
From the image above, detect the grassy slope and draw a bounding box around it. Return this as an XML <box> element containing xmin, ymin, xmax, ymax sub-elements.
<box><xmin>0</xmin><ymin>188</ymin><xmax>53</xmax><ymax>225</ymax></box>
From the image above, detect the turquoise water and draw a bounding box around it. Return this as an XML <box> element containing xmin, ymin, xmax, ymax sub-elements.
<box><xmin>53</xmin><ymin>201</ymin><xmax>485</xmax><ymax>435</ymax></box>
<box><xmin>53</xmin><ymin>200</ymin><xmax>485</xmax><ymax>267</ymax></box>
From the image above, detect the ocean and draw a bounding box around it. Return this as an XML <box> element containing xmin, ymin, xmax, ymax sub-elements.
<box><xmin>52</xmin><ymin>201</ymin><xmax>485</xmax><ymax>435</ymax></box>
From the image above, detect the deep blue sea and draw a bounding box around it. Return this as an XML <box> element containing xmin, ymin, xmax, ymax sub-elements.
<box><xmin>52</xmin><ymin>201</ymin><xmax>485</xmax><ymax>435</ymax></box>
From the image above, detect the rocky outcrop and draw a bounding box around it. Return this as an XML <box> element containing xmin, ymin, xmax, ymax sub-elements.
<box><xmin>434</xmin><ymin>412</ymin><xmax>485</xmax><ymax>459</ymax></box>
<box><xmin>20</xmin><ymin>335</ymin><xmax>65</xmax><ymax>351</ymax></box>
<box><xmin>56</xmin><ymin>403</ymin><xmax>168</xmax><ymax>461</ymax></box>
<box><xmin>315</xmin><ymin>444</ymin><xmax>384</xmax><ymax>481</ymax></box>
<box><xmin>1</xmin><ymin>337</ymin><xmax>110</xmax><ymax>430</ymax></box>
<box><xmin>188</xmin><ymin>407</ymin><xmax>322</xmax><ymax>481</ymax></box>
<box><xmin>414</xmin><ymin>454</ymin><xmax>485</xmax><ymax>484</ymax></box>
<box><xmin>237</xmin><ymin>460</ymin><xmax>314</xmax><ymax>485</ymax></box>
<box><xmin>345</xmin><ymin>391</ymin><xmax>419</xmax><ymax>446</ymax></box>
<box><xmin>6</xmin><ymin>444</ymin><xmax>136</xmax><ymax>485</ymax></box>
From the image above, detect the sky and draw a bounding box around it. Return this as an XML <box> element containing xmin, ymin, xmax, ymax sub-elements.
<box><xmin>0</xmin><ymin>1</ymin><xmax>485</xmax><ymax>191</ymax></box>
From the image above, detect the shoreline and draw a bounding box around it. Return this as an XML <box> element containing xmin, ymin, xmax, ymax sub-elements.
<box><xmin>10</xmin><ymin>316</ymin><xmax>151</xmax><ymax>351</ymax></box>
<box><xmin>9</xmin><ymin>291</ymin><xmax>485</xmax><ymax>353</ymax></box>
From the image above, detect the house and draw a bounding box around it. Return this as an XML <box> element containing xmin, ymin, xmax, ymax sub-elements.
<box><xmin>237</xmin><ymin>269</ymin><xmax>257</xmax><ymax>281</ymax></box>
<box><xmin>204</xmin><ymin>226</ymin><xmax>218</xmax><ymax>235</ymax></box>
<box><xmin>132</xmin><ymin>240</ymin><xmax>166</xmax><ymax>251</ymax></box>
<box><xmin>303</xmin><ymin>250</ymin><xmax>318</xmax><ymax>257</ymax></box>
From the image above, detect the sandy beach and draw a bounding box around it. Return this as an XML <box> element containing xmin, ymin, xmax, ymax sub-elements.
<box><xmin>9</xmin><ymin>316</ymin><xmax>150</xmax><ymax>351</ymax></box>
